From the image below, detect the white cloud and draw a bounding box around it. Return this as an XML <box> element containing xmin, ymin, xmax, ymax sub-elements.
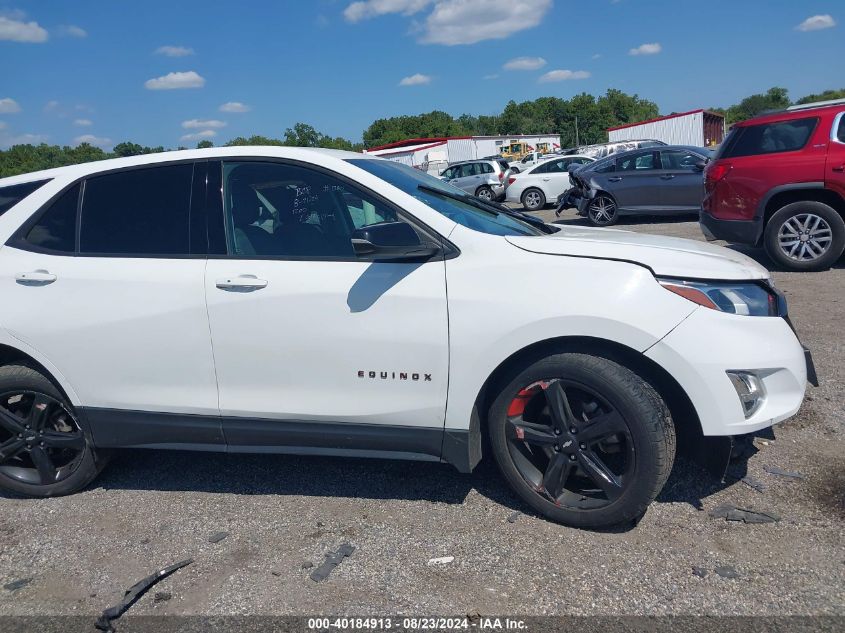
<box><xmin>483</xmin><ymin>74</ymin><xmax>499</xmax><ymax>80</ymax></box>
<box><xmin>344</xmin><ymin>0</ymin><xmax>433</xmax><ymax>22</ymax></box>
<box><xmin>155</xmin><ymin>45</ymin><xmax>195</xmax><ymax>57</ymax></box>
<box><xmin>629</xmin><ymin>42</ymin><xmax>662</xmax><ymax>56</ymax></box>
<box><xmin>592</xmin><ymin>53</ymin><xmax>602</xmax><ymax>59</ymax></box>
<box><xmin>73</xmin><ymin>118</ymin><xmax>92</xmax><ymax>126</ymax></box>
<box><xmin>538</xmin><ymin>69</ymin><xmax>590</xmax><ymax>82</ymax></box>
<box><xmin>144</xmin><ymin>71</ymin><xmax>205</xmax><ymax>90</ymax></box>
<box><xmin>0</xmin><ymin>14</ymin><xmax>48</xmax><ymax>42</ymax></box>
<box><xmin>59</xmin><ymin>24</ymin><xmax>87</xmax><ymax>38</ymax></box>
<box><xmin>182</xmin><ymin>118</ymin><xmax>227</xmax><ymax>129</ymax></box>
<box><xmin>420</xmin><ymin>0</ymin><xmax>552</xmax><ymax>46</ymax></box>
<box><xmin>0</xmin><ymin>122</ymin><xmax>5</xmax><ymax>130</ymax></box>
<box><xmin>43</xmin><ymin>100</ymin><xmax>60</xmax><ymax>113</ymax></box>
<box><xmin>180</xmin><ymin>130</ymin><xmax>217</xmax><ymax>142</ymax></box>
<box><xmin>503</xmin><ymin>56</ymin><xmax>546</xmax><ymax>71</ymax></box>
<box><xmin>398</xmin><ymin>73</ymin><xmax>432</xmax><ymax>86</ymax></box>
<box><xmin>74</xmin><ymin>134</ymin><xmax>112</xmax><ymax>147</ymax></box>
<box><xmin>0</xmin><ymin>98</ymin><xmax>22</xmax><ymax>114</ymax></box>
<box><xmin>219</xmin><ymin>101</ymin><xmax>251</xmax><ymax>113</ymax></box>
<box><xmin>796</xmin><ymin>14</ymin><xmax>836</xmax><ymax>32</ymax></box>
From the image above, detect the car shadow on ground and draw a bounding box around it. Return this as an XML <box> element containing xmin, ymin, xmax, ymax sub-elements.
<box><xmin>724</xmin><ymin>243</ymin><xmax>845</xmax><ymax>271</ymax></box>
<box><xmin>69</xmin><ymin>435</ymin><xmax>764</xmax><ymax>533</ymax></box>
<box><xmin>549</xmin><ymin>212</ymin><xmax>699</xmax><ymax>228</ymax></box>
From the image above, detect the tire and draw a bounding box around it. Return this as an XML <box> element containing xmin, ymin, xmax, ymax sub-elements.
<box><xmin>763</xmin><ymin>201</ymin><xmax>845</xmax><ymax>272</ymax></box>
<box><xmin>510</xmin><ymin>167</ymin><xmax>520</xmax><ymax>174</ymax></box>
<box><xmin>487</xmin><ymin>353</ymin><xmax>675</xmax><ymax>529</ymax></box>
<box><xmin>587</xmin><ymin>194</ymin><xmax>618</xmax><ymax>226</ymax></box>
<box><xmin>521</xmin><ymin>188</ymin><xmax>546</xmax><ymax>211</ymax></box>
<box><xmin>0</xmin><ymin>364</ymin><xmax>105</xmax><ymax>497</ymax></box>
<box><xmin>475</xmin><ymin>185</ymin><xmax>494</xmax><ymax>202</ymax></box>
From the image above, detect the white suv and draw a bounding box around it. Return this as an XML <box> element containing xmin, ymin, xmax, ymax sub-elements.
<box><xmin>0</xmin><ymin>147</ymin><xmax>812</xmax><ymax>528</ymax></box>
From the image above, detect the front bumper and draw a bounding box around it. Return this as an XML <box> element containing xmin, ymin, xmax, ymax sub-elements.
<box><xmin>645</xmin><ymin>307</ymin><xmax>808</xmax><ymax>436</ymax></box>
<box><xmin>699</xmin><ymin>210</ymin><xmax>764</xmax><ymax>246</ymax></box>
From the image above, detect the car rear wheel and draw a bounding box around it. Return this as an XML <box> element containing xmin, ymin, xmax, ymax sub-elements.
<box><xmin>764</xmin><ymin>201</ymin><xmax>845</xmax><ymax>272</ymax></box>
<box><xmin>587</xmin><ymin>194</ymin><xmax>618</xmax><ymax>226</ymax></box>
<box><xmin>521</xmin><ymin>188</ymin><xmax>546</xmax><ymax>211</ymax></box>
<box><xmin>487</xmin><ymin>353</ymin><xmax>675</xmax><ymax>528</ymax></box>
<box><xmin>0</xmin><ymin>365</ymin><xmax>104</xmax><ymax>497</ymax></box>
<box><xmin>475</xmin><ymin>185</ymin><xmax>494</xmax><ymax>201</ymax></box>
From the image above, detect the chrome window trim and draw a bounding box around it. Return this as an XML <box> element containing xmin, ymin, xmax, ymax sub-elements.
<box><xmin>831</xmin><ymin>111</ymin><xmax>845</xmax><ymax>145</ymax></box>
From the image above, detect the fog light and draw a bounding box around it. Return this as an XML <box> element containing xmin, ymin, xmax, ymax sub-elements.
<box><xmin>727</xmin><ymin>371</ymin><xmax>766</xmax><ymax>418</ymax></box>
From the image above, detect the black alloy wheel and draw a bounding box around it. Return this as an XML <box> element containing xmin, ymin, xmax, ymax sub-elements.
<box><xmin>0</xmin><ymin>391</ymin><xmax>86</xmax><ymax>486</ymax></box>
<box><xmin>504</xmin><ymin>379</ymin><xmax>634</xmax><ymax>509</ymax></box>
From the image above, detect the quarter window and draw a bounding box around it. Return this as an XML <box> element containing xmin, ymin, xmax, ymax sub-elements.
<box><xmin>660</xmin><ymin>150</ymin><xmax>703</xmax><ymax>171</ymax></box>
<box><xmin>80</xmin><ymin>164</ymin><xmax>194</xmax><ymax>255</ymax></box>
<box><xmin>0</xmin><ymin>179</ymin><xmax>50</xmax><ymax>217</ymax></box>
<box><xmin>24</xmin><ymin>183</ymin><xmax>79</xmax><ymax>254</ymax></box>
<box><xmin>222</xmin><ymin>161</ymin><xmax>409</xmax><ymax>258</ymax></box>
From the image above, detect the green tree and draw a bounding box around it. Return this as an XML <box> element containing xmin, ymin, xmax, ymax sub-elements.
<box><xmin>725</xmin><ymin>87</ymin><xmax>790</xmax><ymax>125</ymax></box>
<box><xmin>794</xmin><ymin>88</ymin><xmax>845</xmax><ymax>105</ymax></box>
<box><xmin>196</xmin><ymin>140</ymin><xmax>214</xmax><ymax>149</ymax></box>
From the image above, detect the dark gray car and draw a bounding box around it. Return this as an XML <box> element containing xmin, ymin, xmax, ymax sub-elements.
<box><xmin>565</xmin><ymin>145</ymin><xmax>712</xmax><ymax>226</ymax></box>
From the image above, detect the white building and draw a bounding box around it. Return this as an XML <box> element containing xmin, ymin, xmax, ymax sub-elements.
<box><xmin>363</xmin><ymin>135</ymin><xmax>562</xmax><ymax>174</ymax></box>
<box><xmin>607</xmin><ymin>109</ymin><xmax>726</xmax><ymax>148</ymax></box>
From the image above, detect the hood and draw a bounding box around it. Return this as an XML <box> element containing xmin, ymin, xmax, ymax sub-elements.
<box><xmin>506</xmin><ymin>226</ymin><xmax>769</xmax><ymax>280</ymax></box>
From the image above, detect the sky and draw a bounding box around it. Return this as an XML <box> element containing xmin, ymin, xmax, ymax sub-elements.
<box><xmin>0</xmin><ymin>0</ymin><xmax>843</xmax><ymax>149</ymax></box>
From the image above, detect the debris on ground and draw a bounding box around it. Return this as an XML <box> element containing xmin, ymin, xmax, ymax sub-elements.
<box><xmin>94</xmin><ymin>558</ymin><xmax>193</xmax><ymax>632</ymax></box>
<box><xmin>764</xmin><ymin>466</ymin><xmax>805</xmax><ymax>480</ymax></box>
<box><xmin>207</xmin><ymin>531</ymin><xmax>229</xmax><ymax>543</ymax></box>
<box><xmin>714</xmin><ymin>565</ymin><xmax>740</xmax><ymax>579</ymax></box>
<box><xmin>709</xmin><ymin>504</ymin><xmax>780</xmax><ymax>524</ymax></box>
<box><xmin>301</xmin><ymin>561</ymin><xmax>314</xmax><ymax>570</ymax></box>
<box><xmin>507</xmin><ymin>512</ymin><xmax>521</xmax><ymax>523</ymax></box>
<box><xmin>153</xmin><ymin>592</ymin><xmax>171</xmax><ymax>603</ymax></box>
<box><xmin>3</xmin><ymin>578</ymin><xmax>32</xmax><ymax>592</ymax></box>
<box><xmin>741</xmin><ymin>475</ymin><xmax>767</xmax><ymax>493</ymax></box>
<box><xmin>692</xmin><ymin>566</ymin><xmax>708</xmax><ymax>578</ymax></box>
<box><xmin>427</xmin><ymin>556</ymin><xmax>455</xmax><ymax>566</ymax></box>
<box><xmin>310</xmin><ymin>544</ymin><xmax>355</xmax><ymax>582</ymax></box>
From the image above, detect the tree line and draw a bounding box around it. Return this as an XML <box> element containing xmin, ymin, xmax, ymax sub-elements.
<box><xmin>2</xmin><ymin>86</ymin><xmax>843</xmax><ymax>178</ymax></box>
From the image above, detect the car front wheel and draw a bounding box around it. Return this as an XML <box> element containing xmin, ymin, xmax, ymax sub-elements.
<box><xmin>487</xmin><ymin>353</ymin><xmax>675</xmax><ymax>528</ymax></box>
<box><xmin>763</xmin><ymin>201</ymin><xmax>845</xmax><ymax>272</ymax></box>
<box><xmin>0</xmin><ymin>365</ymin><xmax>105</xmax><ymax>497</ymax></box>
<box><xmin>587</xmin><ymin>194</ymin><xmax>618</xmax><ymax>226</ymax></box>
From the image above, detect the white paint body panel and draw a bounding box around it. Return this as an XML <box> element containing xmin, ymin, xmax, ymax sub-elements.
<box><xmin>0</xmin><ymin>146</ymin><xmax>807</xmax><ymax>449</ymax></box>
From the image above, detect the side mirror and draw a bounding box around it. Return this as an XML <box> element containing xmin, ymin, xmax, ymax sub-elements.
<box><xmin>351</xmin><ymin>222</ymin><xmax>439</xmax><ymax>261</ymax></box>
<box><xmin>693</xmin><ymin>160</ymin><xmax>707</xmax><ymax>171</ymax></box>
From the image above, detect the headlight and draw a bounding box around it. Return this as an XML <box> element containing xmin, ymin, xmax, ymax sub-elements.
<box><xmin>658</xmin><ymin>278</ymin><xmax>782</xmax><ymax>316</ymax></box>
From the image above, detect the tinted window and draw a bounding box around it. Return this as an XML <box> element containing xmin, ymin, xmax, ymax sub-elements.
<box><xmin>836</xmin><ymin>114</ymin><xmax>845</xmax><ymax>143</ymax></box>
<box><xmin>80</xmin><ymin>164</ymin><xmax>194</xmax><ymax>255</ymax></box>
<box><xmin>616</xmin><ymin>152</ymin><xmax>656</xmax><ymax>171</ymax></box>
<box><xmin>0</xmin><ymin>179</ymin><xmax>50</xmax><ymax>217</ymax></box>
<box><xmin>721</xmin><ymin>118</ymin><xmax>818</xmax><ymax>158</ymax></box>
<box><xmin>223</xmin><ymin>161</ymin><xmax>411</xmax><ymax>258</ymax></box>
<box><xmin>24</xmin><ymin>183</ymin><xmax>79</xmax><ymax>253</ymax></box>
<box><xmin>660</xmin><ymin>150</ymin><xmax>704</xmax><ymax>171</ymax></box>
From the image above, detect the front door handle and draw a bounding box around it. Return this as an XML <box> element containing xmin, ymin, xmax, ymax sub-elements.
<box><xmin>216</xmin><ymin>275</ymin><xmax>268</xmax><ymax>291</ymax></box>
<box><xmin>542</xmin><ymin>177</ymin><xmax>551</xmax><ymax>181</ymax></box>
<box><xmin>660</xmin><ymin>174</ymin><xmax>676</xmax><ymax>180</ymax></box>
<box><xmin>608</xmin><ymin>177</ymin><xmax>623</xmax><ymax>182</ymax></box>
<box><xmin>833</xmin><ymin>164</ymin><xmax>845</xmax><ymax>173</ymax></box>
<box><xmin>15</xmin><ymin>270</ymin><xmax>57</xmax><ymax>285</ymax></box>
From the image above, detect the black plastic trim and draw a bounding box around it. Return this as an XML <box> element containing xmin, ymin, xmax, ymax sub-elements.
<box><xmin>755</xmin><ymin>182</ymin><xmax>825</xmax><ymax>221</ymax></box>
<box><xmin>80</xmin><ymin>408</ymin><xmax>475</xmax><ymax>470</ymax></box>
<box><xmin>699</xmin><ymin>209</ymin><xmax>764</xmax><ymax>246</ymax></box>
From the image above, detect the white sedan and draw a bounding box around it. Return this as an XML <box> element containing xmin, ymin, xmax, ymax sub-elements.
<box><xmin>506</xmin><ymin>155</ymin><xmax>595</xmax><ymax>211</ymax></box>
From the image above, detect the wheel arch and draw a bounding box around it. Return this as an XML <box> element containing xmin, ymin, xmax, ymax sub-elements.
<box><xmin>0</xmin><ymin>342</ymin><xmax>80</xmax><ymax>406</ymax></box>
<box><xmin>762</xmin><ymin>185</ymin><xmax>845</xmax><ymax>225</ymax></box>
<box><xmin>470</xmin><ymin>335</ymin><xmax>703</xmax><ymax>462</ymax></box>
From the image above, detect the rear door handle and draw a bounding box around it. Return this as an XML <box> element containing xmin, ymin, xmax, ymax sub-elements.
<box><xmin>215</xmin><ymin>275</ymin><xmax>268</xmax><ymax>291</ymax></box>
<box><xmin>15</xmin><ymin>270</ymin><xmax>57</xmax><ymax>285</ymax></box>
<box><xmin>608</xmin><ymin>177</ymin><xmax>623</xmax><ymax>182</ymax></box>
<box><xmin>660</xmin><ymin>174</ymin><xmax>676</xmax><ymax>180</ymax></box>
<box><xmin>833</xmin><ymin>165</ymin><xmax>845</xmax><ymax>173</ymax></box>
<box><xmin>542</xmin><ymin>177</ymin><xmax>551</xmax><ymax>181</ymax></box>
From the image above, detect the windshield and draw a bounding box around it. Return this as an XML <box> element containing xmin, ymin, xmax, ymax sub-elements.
<box><xmin>347</xmin><ymin>158</ymin><xmax>542</xmax><ymax>236</ymax></box>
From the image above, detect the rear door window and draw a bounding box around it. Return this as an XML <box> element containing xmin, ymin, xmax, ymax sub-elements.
<box><xmin>721</xmin><ymin>117</ymin><xmax>818</xmax><ymax>158</ymax></box>
<box><xmin>0</xmin><ymin>179</ymin><xmax>51</xmax><ymax>217</ymax></box>
<box><xmin>616</xmin><ymin>152</ymin><xmax>657</xmax><ymax>171</ymax></box>
<box><xmin>23</xmin><ymin>183</ymin><xmax>79</xmax><ymax>254</ymax></box>
<box><xmin>79</xmin><ymin>164</ymin><xmax>194</xmax><ymax>256</ymax></box>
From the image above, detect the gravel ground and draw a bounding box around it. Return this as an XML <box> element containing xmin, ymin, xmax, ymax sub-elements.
<box><xmin>0</xmin><ymin>211</ymin><xmax>843</xmax><ymax>619</ymax></box>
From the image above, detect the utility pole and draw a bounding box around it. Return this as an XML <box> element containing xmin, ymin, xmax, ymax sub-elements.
<box><xmin>575</xmin><ymin>116</ymin><xmax>580</xmax><ymax>147</ymax></box>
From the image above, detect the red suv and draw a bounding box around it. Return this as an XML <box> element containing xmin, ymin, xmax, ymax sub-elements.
<box><xmin>701</xmin><ymin>101</ymin><xmax>845</xmax><ymax>271</ymax></box>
